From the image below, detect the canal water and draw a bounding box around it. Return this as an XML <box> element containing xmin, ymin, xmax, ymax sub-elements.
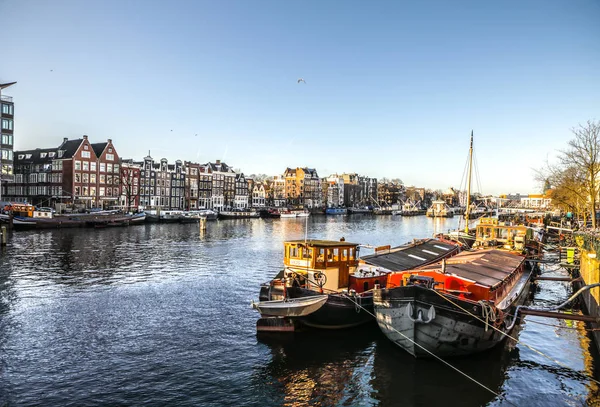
<box><xmin>0</xmin><ymin>215</ymin><xmax>598</xmax><ymax>406</ymax></box>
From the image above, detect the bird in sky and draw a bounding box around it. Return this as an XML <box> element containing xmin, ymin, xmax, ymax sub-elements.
<box><xmin>195</xmin><ymin>134</ymin><xmax>198</xmax><ymax>137</ymax></box>
<box><xmin>297</xmin><ymin>78</ymin><xmax>306</xmax><ymax>84</ymax></box>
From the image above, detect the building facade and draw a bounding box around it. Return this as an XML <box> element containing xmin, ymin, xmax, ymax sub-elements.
<box><xmin>0</xmin><ymin>82</ymin><xmax>16</xmax><ymax>200</ymax></box>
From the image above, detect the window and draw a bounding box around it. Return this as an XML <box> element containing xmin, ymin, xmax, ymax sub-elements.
<box><xmin>90</xmin><ymin>187</ymin><xmax>96</xmax><ymax>197</ymax></box>
<box><xmin>25</xmin><ymin>154</ymin><xmax>32</xmax><ymax>159</ymax></box>
<box><xmin>1</xmin><ymin>134</ymin><xmax>13</xmax><ymax>145</ymax></box>
<box><xmin>108</xmin><ymin>148</ymin><xmax>113</xmax><ymax>153</ymax></box>
<box><xmin>40</xmin><ymin>152</ymin><xmax>47</xmax><ymax>158</ymax></box>
<box><xmin>90</xmin><ymin>174</ymin><xmax>96</xmax><ymax>183</ymax></box>
<box><xmin>1</xmin><ymin>104</ymin><xmax>13</xmax><ymax>115</ymax></box>
<box><xmin>107</xmin><ymin>163</ymin><xmax>113</xmax><ymax>173</ymax></box>
<box><xmin>106</xmin><ymin>153</ymin><xmax>114</xmax><ymax>161</ymax></box>
<box><xmin>1</xmin><ymin>149</ymin><xmax>12</xmax><ymax>160</ymax></box>
<box><xmin>84</xmin><ymin>145</ymin><xmax>88</xmax><ymax>150</ymax></box>
<box><xmin>83</xmin><ymin>161</ymin><xmax>89</xmax><ymax>171</ymax></box>
<box><xmin>113</xmin><ymin>164</ymin><xmax>119</xmax><ymax>173</ymax></box>
<box><xmin>100</xmin><ymin>175</ymin><xmax>105</xmax><ymax>184</ymax></box>
<box><xmin>113</xmin><ymin>187</ymin><xmax>119</xmax><ymax>196</ymax></box>
<box><xmin>83</xmin><ymin>173</ymin><xmax>89</xmax><ymax>183</ymax></box>
<box><xmin>1</xmin><ymin>119</ymin><xmax>13</xmax><ymax>130</ymax></box>
<box><xmin>99</xmin><ymin>187</ymin><xmax>105</xmax><ymax>196</ymax></box>
<box><xmin>75</xmin><ymin>173</ymin><xmax>81</xmax><ymax>183</ymax></box>
<box><xmin>58</xmin><ymin>150</ymin><xmax>64</xmax><ymax>158</ymax></box>
<box><xmin>82</xmin><ymin>151</ymin><xmax>90</xmax><ymax>158</ymax></box>
<box><xmin>75</xmin><ymin>160</ymin><xmax>81</xmax><ymax>170</ymax></box>
<box><xmin>100</xmin><ymin>163</ymin><xmax>106</xmax><ymax>172</ymax></box>
<box><xmin>90</xmin><ymin>162</ymin><xmax>96</xmax><ymax>171</ymax></box>
<box><xmin>75</xmin><ymin>186</ymin><xmax>81</xmax><ymax>195</ymax></box>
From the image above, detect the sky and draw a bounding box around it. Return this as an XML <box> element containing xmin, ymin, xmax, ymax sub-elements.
<box><xmin>1</xmin><ymin>0</ymin><xmax>599</xmax><ymax>195</ymax></box>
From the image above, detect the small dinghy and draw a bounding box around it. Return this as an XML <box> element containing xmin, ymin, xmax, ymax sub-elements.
<box><xmin>252</xmin><ymin>295</ymin><xmax>328</xmax><ymax>317</ymax></box>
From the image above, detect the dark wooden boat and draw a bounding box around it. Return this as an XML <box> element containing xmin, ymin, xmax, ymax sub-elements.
<box><xmin>374</xmin><ymin>221</ymin><xmax>540</xmax><ymax>357</ymax></box>
<box><xmin>255</xmin><ymin>238</ymin><xmax>461</xmax><ymax>330</ymax></box>
<box><xmin>218</xmin><ymin>210</ymin><xmax>260</xmax><ymax>219</ymax></box>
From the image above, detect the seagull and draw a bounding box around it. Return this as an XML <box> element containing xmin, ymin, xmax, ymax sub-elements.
<box><xmin>195</xmin><ymin>134</ymin><xmax>198</xmax><ymax>137</ymax></box>
<box><xmin>297</xmin><ymin>78</ymin><xmax>306</xmax><ymax>84</ymax></box>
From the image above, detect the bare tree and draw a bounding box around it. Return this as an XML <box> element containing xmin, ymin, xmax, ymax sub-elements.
<box><xmin>559</xmin><ymin>120</ymin><xmax>600</xmax><ymax>228</ymax></box>
<box><xmin>121</xmin><ymin>167</ymin><xmax>139</xmax><ymax>213</ymax></box>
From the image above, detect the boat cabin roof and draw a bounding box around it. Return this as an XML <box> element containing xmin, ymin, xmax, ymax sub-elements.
<box><xmin>285</xmin><ymin>239</ymin><xmax>359</xmax><ymax>248</ymax></box>
<box><xmin>361</xmin><ymin>239</ymin><xmax>458</xmax><ymax>271</ymax></box>
<box><xmin>418</xmin><ymin>249</ymin><xmax>525</xmax><ymax>289</ymax></box>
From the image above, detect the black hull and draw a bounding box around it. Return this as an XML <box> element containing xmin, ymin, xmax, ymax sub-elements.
<box><xmin>285</xmin><ymin>287</ymin><xmax>374</xmax><ymax>329</ymax></box>
<box><xmin>374</xmin><ymin>280</ymin><xmax>531</xmax><ymax>357</ymax></box>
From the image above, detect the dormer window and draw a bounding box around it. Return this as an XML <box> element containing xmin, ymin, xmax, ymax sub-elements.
<box><xmin>18</xmin><ymin>154</ymin><xmax>24</xmax><ymax>160</ymax></box>
<box><xmin>58</xmin><ymin>151</ymin><xmax>64</xmax><ymax>158</ymax></box>
<box><xmin>40</xmin><ymin>152</ymin><xmax>47</xmax><ymax>158</ymax></box>
<box><xmin>25</xmin><ymin>154</ymin><xmax>32</xmax><ymax>159</ymax></box>
<box><xmin>48</xmin><ymin>152</ymin><xmax>56</xmax><ymax>158</ymax></box>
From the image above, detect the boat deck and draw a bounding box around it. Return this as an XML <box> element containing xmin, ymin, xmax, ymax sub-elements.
<box><xmin>361</xmin><ymin>239</ymin><xmax>458</xmax><ymax>271</ymax></box>
<box><xmin>418</xmin><ymin>249</ymin><xmax>525</xmax><ymax>288</ymax></box>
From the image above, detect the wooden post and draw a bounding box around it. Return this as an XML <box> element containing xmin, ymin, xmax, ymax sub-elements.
<box><xmin>199</xmin><ymin>217</ymin><xmax>206</xmax><ymax>232</ymax></box>
<box><xmin>1</xmin><ymin>225</ymin><xmax>7</xmax><ymax>246</ymax></box>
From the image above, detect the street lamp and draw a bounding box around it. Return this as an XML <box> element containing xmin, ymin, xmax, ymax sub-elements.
<box><xmin>0</xmin><ymin>81</ymin><xmax>17</xmax><ymax>203</ymax></box>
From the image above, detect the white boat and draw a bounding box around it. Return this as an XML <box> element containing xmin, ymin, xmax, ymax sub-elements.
<box><xmin>295</xmin><ymin>211</ymin><xmax>310</xmax><ymax>217</ymax></box>
<box><xmin>280</xmin><ymin>211</ymin><xmax>297</xmax><ymax>218</ymax></box>
<box><xmin>252</xmin><ymin>295</ymin><xmax>328</xmax><ymax>317</ymax></box>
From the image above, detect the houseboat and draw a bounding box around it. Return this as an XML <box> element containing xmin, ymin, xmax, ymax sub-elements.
<box><xmin>325</xmin><ymin>207</ymin><xmax>347</xmax><ymax>215</ymax></box>
<box><xmin>254</xmin><ymin>238</ymin><xmax>460</xmax><ymax>330</ymax></box>
<box><xmin>426</xmin><ymin>200</ymin><xmax>454</xmax><ymax>218</ymax></box>
<box><xmin>373</xmin><ymin>219</ymin><xmax>540</xmax><ymax>358</ymax></box>
<box><xmin>218</xmin><ymin>210</ymin><xmax>260</xmax><ymax>219</ymax></box>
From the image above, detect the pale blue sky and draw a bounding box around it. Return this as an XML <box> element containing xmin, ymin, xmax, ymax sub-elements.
<box><xmin>2</xmin><ymin>0</ymin><xmax>599</xmax><ymax>194</ymax></box>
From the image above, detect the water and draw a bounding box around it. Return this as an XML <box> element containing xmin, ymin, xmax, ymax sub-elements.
<box><xmin>0</xmin><ymin>216</ymin><xmax>598</xmax><ymax>406</ymax></box>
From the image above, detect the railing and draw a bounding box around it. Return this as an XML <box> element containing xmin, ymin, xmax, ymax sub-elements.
<box><xmin>0</xmin><ymin>95</ymin><xmax>13</xmax><ymax>103</ymax></box>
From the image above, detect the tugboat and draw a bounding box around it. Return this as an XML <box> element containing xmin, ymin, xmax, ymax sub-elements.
<box><xmin>373</xmin><ymin>218</ymin><xmax>540</xmax><ymax>357</ymax></box>
<box><xmin>253</xmin><ymin>237</ymin><xmax>461</xmax><ymax>331</ymax></box>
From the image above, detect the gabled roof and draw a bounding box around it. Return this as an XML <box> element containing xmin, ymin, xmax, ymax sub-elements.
<box><xmin>57</xmin><ymin>138</ymin><xmax>84</xmax><ymax>159</ymax></box>
<box><xmin>91</xmin><ymin>142</ymin><xmax>108</xmax><ymax>158</ymax></box>
<box><xmin>207</xmin><ymin>161</ymin><xmax>235</xmax><ymax>173</ymax></box>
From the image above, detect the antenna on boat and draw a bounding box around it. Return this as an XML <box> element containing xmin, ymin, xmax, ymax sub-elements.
<box><xmin>465</xmin><ymin>131</ymin><xmax>473</xmax><ymax>234</ymax></box>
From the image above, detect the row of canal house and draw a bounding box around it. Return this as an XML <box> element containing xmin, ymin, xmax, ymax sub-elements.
<box><xmin>9</xmin><ymin>135</ymin><xmax>382</xmax><ymax>211</ymax></box>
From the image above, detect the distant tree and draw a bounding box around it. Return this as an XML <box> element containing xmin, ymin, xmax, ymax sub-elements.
<box><xmin>558</xmin><ymin>120</ymin><xmax>600</xmax><ymax>228</ymax></box>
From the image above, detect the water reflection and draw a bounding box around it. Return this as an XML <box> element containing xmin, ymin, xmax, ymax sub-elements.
<box><xmin>255</xmin><ymin>327</ymin><xmax>379</xmax><ymax>407</ymax></box>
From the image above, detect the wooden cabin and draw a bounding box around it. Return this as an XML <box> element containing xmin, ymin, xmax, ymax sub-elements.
<box><xmin>474</xmin><ymin>218</ymin><xmax>532</xmax><ymax>251</ymax></box>
<box><xmin>283</xmin><ymin>240</ymin><xmax>360</xmax><ymax>292</ymax></box>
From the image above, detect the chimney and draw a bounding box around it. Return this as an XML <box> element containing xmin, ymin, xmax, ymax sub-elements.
<box><xmin>63</xmin><ymin>137</ymin><xmax>68</xmax><ymax>143</ymax></box>
<box><xmin>216</xmin><ymin>159</ymin><xmax>221</xmax><ymax>165</ymax></box>
<box><xmin>83</xmin><ymin>135</ymin><xmax>88</xmax><ymax>140</ymax></box>
<box><xmin>108</xmin><ymin>139</ymin><xmax>112</xmax><ymax>143</ymax></box>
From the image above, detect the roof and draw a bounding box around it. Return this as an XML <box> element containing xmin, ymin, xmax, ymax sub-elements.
<box><xmin>361</xmin><ymin>239</ymin><xmax>458</xmax><ymax>271</ymax></box>
<box><xmin>91</xmin><ymin>142</ymin><xmax>108</xmax><ymax>158</ymax></box>
<box><xmin>285</xmin><ymin>239</ymin><xmax>359</xmax><ymax>248</ymax></box>
<box><xmin>418</xmin><ymin>249</ymin><xmax>525</xmax><ymax>289</ymax></box>
<box><xmin>57</xmin><ymin>138</ymin><xmax>84</xmax><ymax>159</ymax></box>
<box><xmin>14</xmin><ymin>148</ymin><xmax>57</xmax><ymax>165</ymax></box>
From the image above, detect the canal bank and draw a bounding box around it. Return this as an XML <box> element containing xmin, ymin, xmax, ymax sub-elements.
<box><xmin>572</xmin><ymin>233</ymin><xmax>600</xmax><ymax>357</ymax></box>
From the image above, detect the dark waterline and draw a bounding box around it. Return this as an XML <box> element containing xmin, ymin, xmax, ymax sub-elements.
<box><xmin>0</xmin><ymin>216</ymin><xmax>598</xmax><ymax>406</ymax></box>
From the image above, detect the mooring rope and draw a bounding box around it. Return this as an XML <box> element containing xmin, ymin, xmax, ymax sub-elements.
<box><xmin>430</xmin><ymin>289</ymin><xmax>600</xmax><ymax>387</ymax></box>
<box><xmin>340</xmin><ymin>293</ymin><xmax>517</xmax><ymax>406</ymax></box>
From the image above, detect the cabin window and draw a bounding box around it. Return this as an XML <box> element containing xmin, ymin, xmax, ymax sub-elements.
<box><xmin>317</xmin><ymin>248</ymin><xmax>325</xmax><ymax>262</ymax></box>
<box><xmin>302</xmin><ymin>247</ymin><xmax>312</xmax><ymax>259</ymax></box>
<box><xmin>341</xmin><ymin>248</ymin><xmax>348</xmax><ymax>261</ymax></box>
<box><xmin>289</xmin><ymin>246</ymin><xmax>298</xmax><ymax>258</ymax></box>
<box><xmin>349</xmin><ymin>248</ymin><xmax>355</xmax><ymax>260</ymax></box>
<box><xmin>327</xmin><ymin>248</ymin><xmax>339</xmax><ymax>262</ymax></box>
<box><xmin>498</xmin><ymin>228</ymin><xmax>509</xmax><ymax>240</ymax></box>
<box><xmin>363</xmin><ymin>282</ymin><xmax>369</xmax><ymax>291</ymax></box>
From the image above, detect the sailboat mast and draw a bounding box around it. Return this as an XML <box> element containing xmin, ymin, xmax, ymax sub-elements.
<box><xmin>465</xmin><ymin>131</ymin><xmax>473</xmax><ymax>234</ymax></box>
